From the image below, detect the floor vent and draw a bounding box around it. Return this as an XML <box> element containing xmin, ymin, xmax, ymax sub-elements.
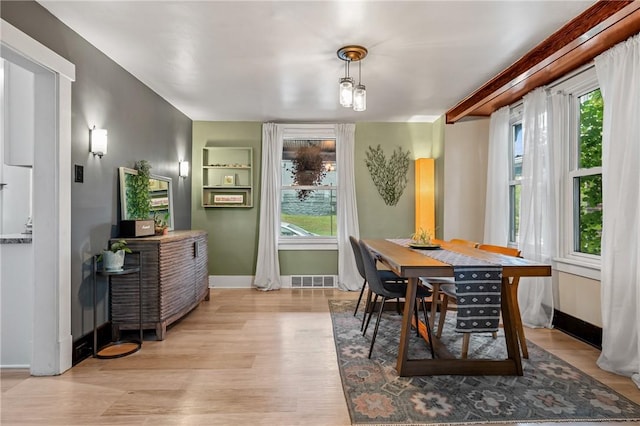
<box><xmin>291</xmin><ymin>275</ymin><xmax>336</xmax><ymax>288</ymax></box>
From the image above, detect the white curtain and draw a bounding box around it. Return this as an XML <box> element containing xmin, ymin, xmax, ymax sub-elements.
<box><xmin>484</xmin><ymin>106</ymin><xmax>510</xmax><ymax>245</ymax></box>
<box><xmin>253</xmin><ymin>123</ymin><xmax>283</xmax><ymax>290</ymax></box>
<box><xmin>594</xmin><ymin>33</ymin><xmax>640</xmax><ymax>388</ymax></box>
<box><xmin>336</xmin><ymin>124</ymin><xmax>361</xmax><ymax>291</ymax></box>
<box><xmin>518</xmin><ymin>87</ymin><xmax>555</xmax><ymax>328</ymax></box>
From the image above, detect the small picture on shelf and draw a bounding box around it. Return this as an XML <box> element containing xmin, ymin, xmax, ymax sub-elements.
<box><xmin>222</xmin><ymin>175</ymin><xmax>235</xmax><ymax>186</ymax></box>
<box><xmin>212</xmin><ymin>194</ymin><xmax>244</xmax><ymax>204</ymax></box>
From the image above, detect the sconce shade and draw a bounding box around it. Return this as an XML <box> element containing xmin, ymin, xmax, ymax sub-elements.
<box><xmin>90</xmin><ymin>127</ymin><xmax>107</xmax><ymax>157</ymax></box>
<box><xmin>415</xmin><ymin>158</ymin><xmax>435</xmax><ymax>236</ymax></box>
<box><xmin>179</xmin><ymin>160</ymin><xmax>189</xmax><ymax>178</ymax></box>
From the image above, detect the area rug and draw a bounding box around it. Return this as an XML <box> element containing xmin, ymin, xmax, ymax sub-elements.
<box><xmin>329</xmin><ymin>299</ymin><xmax>640</xmax><ymax>425</ymax></box>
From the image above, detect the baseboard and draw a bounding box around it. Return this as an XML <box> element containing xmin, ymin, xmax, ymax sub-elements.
<box><xmin>72</xmin><ymin>322</ymin><xmax>112</xmax><ymax>366</ymax></box>
<box><xmin>210</xmin><ymin>275</ymin><xmax>254</xmax><ymax>288</ymax></box>
<box><xmin>553</xmin><ymin>309</ymin><xmax>602</xmax><ymax>350</ymax></box>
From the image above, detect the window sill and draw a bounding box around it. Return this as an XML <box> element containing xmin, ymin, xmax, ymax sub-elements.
<box><xmin>278</xmin><ymin>238</ymin><xmax>338</xmax><ymax>251</ymax></box>
<box><xmin>553</xmin><ymin>256</ymin><xmax>601</xmax><ymax>281</ymax></box>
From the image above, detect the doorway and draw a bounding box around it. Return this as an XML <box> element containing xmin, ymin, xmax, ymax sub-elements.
<box><xmin>1</xmin><ymin>19</ymin><xmax>75</xmax><ymax>375</ymax></box>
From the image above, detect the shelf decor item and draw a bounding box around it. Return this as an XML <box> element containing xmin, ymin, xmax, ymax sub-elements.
<box><xmin>223</xmin><ymin>175</ymin><xmax>235</xmax><ymax>186</ymax></box>
<box><xmin>213</xmin><ymin>194</ymin><xmax>244</xmax><ymax>204</ymax></box>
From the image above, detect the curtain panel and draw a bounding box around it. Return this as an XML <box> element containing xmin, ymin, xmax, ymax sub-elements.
<box><xmin>484</xmin><ymin>106</ymin><xmax>510</xmax><ymax>245</ymax></box>
<box><xmin>519</xmin><ymin>87</ymin><xmax>555</xmax><ymax>329</ymax></box>
<box><xmin>594</xmin><ymin>33</ymin><xmax>640</xmax><ymax>388</ymax></box>
<box><xmin>254</xmin><ymin>123</ymin><xmax>283</xmax><ymax>290</ymax></box>
<box><xmin>336</xmin><ymin>124</ymin><xmax>361</xmax><ymax>291</ymax></box>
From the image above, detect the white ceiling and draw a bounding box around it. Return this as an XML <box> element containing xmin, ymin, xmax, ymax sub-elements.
<box><xmin>39</xmin><ymin>1</ymin><xmax>595</xmax><ymax>123</ymax></box>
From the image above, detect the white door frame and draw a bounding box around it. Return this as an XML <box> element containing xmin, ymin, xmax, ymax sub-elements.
<box><xmin>1</xmin><ymin>20</ymin><xmax>75</xmax><ymax>375</ymax></box>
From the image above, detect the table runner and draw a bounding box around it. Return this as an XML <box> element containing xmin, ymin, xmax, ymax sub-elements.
<box><xmin>387</xmin><ymin>239</ymin><xmax>502</xmax><ymax>333</ymax></box>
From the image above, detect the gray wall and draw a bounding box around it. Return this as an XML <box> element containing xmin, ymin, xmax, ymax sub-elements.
<box><xmin>2</xmin><ymin>2</ymin><xmax>193</xmax><ymax>342</ymax></box>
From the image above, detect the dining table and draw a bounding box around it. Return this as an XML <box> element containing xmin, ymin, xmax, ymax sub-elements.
<box><xmin>362</xmin><ymin>238</ymin><xmax>552</xmax><ymax>377</ymax></box>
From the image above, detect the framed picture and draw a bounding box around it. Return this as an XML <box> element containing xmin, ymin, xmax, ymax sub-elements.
<box><xmin>222</xmin><ymin>175</ymin><xmax>235</xmax><ymax>186</ymax></box>
<box><xmin>212</xmin><ymin>194</ymin><xmax>244</xmax><ymax>204</ymax></box>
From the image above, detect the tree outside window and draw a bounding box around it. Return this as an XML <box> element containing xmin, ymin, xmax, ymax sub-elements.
<box><xmin>575</xmin><ymin>89</ymin><xmax>603</xmax><ymax>255</ymax></box>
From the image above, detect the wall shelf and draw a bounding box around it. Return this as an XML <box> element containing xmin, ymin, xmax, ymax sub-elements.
<box><xmin>202</xmin><ymin>147</ymin><xmax>253</xmax><ymax>208</ymax></box>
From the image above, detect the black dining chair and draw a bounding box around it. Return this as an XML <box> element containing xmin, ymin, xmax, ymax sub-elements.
<box><xmin>357</xmin><ymin>239</ymin><xmax>435</xmax><ymax>359</ymax></box>
<box><xmin>349</xmin><ymin>236</ymin><xmax>405</xmax><ymax>324</ymax></box>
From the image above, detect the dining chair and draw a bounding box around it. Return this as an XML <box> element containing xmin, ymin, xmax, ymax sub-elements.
<box><xmin>358</xmin><ymin>239</ymin><xmax>435</xmax><ymax>359</ymax></box>
<box><xmin>349</xmin><ymin>236</ymin><xmax>405</xmax><ymax>326</ymax></box>
<box><xmin>449</xmin><ymin>238</ymin><xmax>479</xmax><ymax>248</ymax></box>
<box><xmin>477</xmin><ymin>244</ymin><xmax>521</xmax><ymax>257</ymax></box>
<box><xmin>435</xmin><ymin>243</ymin><xmax>521</xmax><ymax>358</ymax></box>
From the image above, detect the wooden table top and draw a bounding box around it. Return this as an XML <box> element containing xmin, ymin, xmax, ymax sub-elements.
<box><xmin>362</xmin><ymin>239</ymin><xmax>551</xmax><ymax>279</ymax></box>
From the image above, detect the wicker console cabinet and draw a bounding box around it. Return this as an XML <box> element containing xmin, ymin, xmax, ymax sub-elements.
<box><xmin>110</xmin><ymin>230</ymin><xmax>209</xmax><ymax>340</ymax></box>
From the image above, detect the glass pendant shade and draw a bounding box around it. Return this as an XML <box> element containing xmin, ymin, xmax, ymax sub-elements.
<box><xmin>353</xmin><ymin>84</ymin><xmax>366</xmax><ymax>111</ymax></box>
<box><xmin>339</xmin><ymin>77</ymin><xmax>354</xmax><ymax>107</ymax></box>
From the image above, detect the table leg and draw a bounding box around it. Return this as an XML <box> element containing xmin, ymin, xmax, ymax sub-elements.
<box><xmin>397</xmin><ymin>277</ymin><xmax>418</xmax><ymax>376</ymax></box>
<box><xmin>501</xmin><ymin>276</ymin><xmax>523</xmax><ymax>375</ymax></box>
<box><xmin>508</xmin><ymin>276</ymin><xmax>528</xmax><ymax>358</ymax></box>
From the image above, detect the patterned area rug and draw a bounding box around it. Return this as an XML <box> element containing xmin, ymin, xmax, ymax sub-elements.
<box><xmin>329</xmin><ymin>299</ymin><xmax>640</xmax><ymax>425</ymax></box>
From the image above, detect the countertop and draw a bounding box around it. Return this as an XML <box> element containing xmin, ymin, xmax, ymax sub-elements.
<box><xmin>0</xmin><ymin>233</ymin><xmax>33</xmax><ymax>244</ymax></box>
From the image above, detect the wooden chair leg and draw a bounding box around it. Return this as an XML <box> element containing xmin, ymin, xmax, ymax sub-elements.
<box><xmin>436</xmin><ymin>294</ymin><xmax>449</xmax><ymax>338</ymax></box>
<box><xmin>461</xmin><ymin>334</ymin><xmax>470</xmax><ymax>359</ymax></box>
<box><xmin>492</xmin><ymin>331</ymin><xmax>498</xmax><ymax>339</ymax></box>
<box><xmin>421</xmin><ymin>298</ymin><xmax>435</xmax><ymax>358</ymax></box>
<box><xmin>429</xmin><ymin>283</ymin><xmax>440</xmax><ymax>332</ymax></box>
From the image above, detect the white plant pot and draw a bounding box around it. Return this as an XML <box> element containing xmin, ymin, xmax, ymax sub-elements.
<box><xmin>103</xmin><ymin>249</ymin><xmax>125</xmax><ymax>271</ymax></box>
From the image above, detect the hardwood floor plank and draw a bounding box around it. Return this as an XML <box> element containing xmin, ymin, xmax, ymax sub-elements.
<box><xmin>2</xmin><ymin>288</ymin><xmax>638</xmax><ymax>426</ymax></box>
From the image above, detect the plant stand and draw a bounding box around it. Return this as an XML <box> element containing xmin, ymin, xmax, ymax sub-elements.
<box><xmin>92</xmin><ymin>252</ymin><xmax>143</xmax><ymax>358</ymax></box>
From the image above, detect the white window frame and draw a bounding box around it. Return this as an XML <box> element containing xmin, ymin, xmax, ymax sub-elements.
<box><xmin>508</xmin><ymin>104</ymin><xmax>523</xmax><ymax>246</ymax></box>
<box><xmin>551</xmin><ymin>66</ymin><xmax>602</xmax><ymax>280</ymax></box>
<box><xmin>278</xmin><ymin>124</ymin><xmax>338</xmax><ymax>251</ymax></box>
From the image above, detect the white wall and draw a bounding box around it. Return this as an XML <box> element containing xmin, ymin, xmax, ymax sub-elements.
<box><xmin>443</xmin><ymin>118</ymin><xmax>489</xmax><ymax>243</ymax></box>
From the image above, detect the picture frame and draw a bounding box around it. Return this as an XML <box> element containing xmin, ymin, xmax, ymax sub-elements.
<box><xmin>222</xmin><ymin>175</ymin><xmax>235</xmax><ymax>186</ymax></box>
<box><xmin>212</xmin><ymin>193</ymin><xmax>244</xmax><ymax>204</ymax></box>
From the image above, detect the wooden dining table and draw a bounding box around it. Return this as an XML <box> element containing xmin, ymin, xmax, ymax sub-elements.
<box><xmin>362</xmin><ymin>239</ymin><xmax>552</xmax><ymax>377</ymax></box>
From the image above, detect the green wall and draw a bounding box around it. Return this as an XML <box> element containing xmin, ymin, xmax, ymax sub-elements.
<box><xmin>192</xmin><ymin>121</ymin><xmax>444</xmax><ymax>276</ymax></box>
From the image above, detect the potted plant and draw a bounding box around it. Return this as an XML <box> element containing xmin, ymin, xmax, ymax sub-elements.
<box><xmin>154</xmin><ymin>212</ymin><xmax>170</xmax><ymax>235</ymax></box>
<box><xmin>126</xmin><ymin>160</ymin><xmax>152</xmax><ymax>220</ymax></box>
<box><xmin>290</xmin><ymin>145</ymin><xmax>326</xmax><ymax>201</ymax></box>
<box><xmin>99</xmin><ymin>239</ymin><xmax>132</xmax><ymax>271</ymax></box>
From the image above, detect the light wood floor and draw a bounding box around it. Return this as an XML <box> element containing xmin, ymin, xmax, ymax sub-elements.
<box><xmin>1</xmin><ymin>288</ymin><xmax>639</xmax><ymax>426</ymax></box>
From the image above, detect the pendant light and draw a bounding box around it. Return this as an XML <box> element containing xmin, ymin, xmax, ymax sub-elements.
<box><xmin>337</xmin><ymin>45</ymin><xmax>367</xmax><ymax>112</ymax></box>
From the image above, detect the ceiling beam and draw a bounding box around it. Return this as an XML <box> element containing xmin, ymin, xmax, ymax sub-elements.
<box><xmin>445</xmin><ymin>0</ymin><xmax>640</xmax><ymax>124</ymax></box>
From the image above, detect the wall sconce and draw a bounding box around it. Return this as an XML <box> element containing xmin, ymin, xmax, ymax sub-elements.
<box><xmin>90</xmin><ymin>126</ymin><xmax>108</xmax><ymax>157</ymax></box>
<box><xmin>179</xmin><ymin>160</ymin><xmax>189</xmax><ymax>178</ymax></box>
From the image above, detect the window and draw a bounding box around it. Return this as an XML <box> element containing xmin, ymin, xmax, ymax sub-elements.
<box><xmin>507</xmin><ymin>67</ymin><xmax>603</xmax><ymax>278</ymax></box>
<box><xmin>554</xmin><ymin>66</ymin><xmax>602</xmax><ymax>277</ymax></box>
<box><xmin>571</xmin><ymin>88</ymin><xmax>603</xmax><ymax>256</ymax></box>
<box><xmin>280</xmin><ymin>138</ymin><xmax>337</xmax><ymax>242</ymax></box>
<box><xmin>508</xmin><ymin>109</ymin><xmax>523</xmax><ymax>245</ymax></box>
